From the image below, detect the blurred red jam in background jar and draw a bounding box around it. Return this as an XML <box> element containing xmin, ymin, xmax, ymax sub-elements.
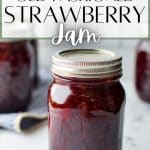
<box><xmin>0</xmin><ymin>23</ymin><xmax>35</xmax><ymax>113</ymax></box>
<box><xmin>136</xmin><ymin>40</ymin><xmax>150</xmax><ymax>102</ymax></box>
<box><xmin>48</xmin><ymin>49</ymin><xmax>126</xmax><ymax>150</ymax></box>
<box><xmin>0</xmin><ymin>40</ymin><xmax>34</xmax><ymax>113</ymax></box>
<box><xmin>30</xmin><ymin>40</ymin><xmax>39</xmax><ymax>88</ymax></box>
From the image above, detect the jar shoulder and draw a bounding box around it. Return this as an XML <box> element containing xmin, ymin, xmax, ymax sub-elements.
<box><xmin>48</xmin><ymin>81</ymin><xmax>125</xmax><ymax>113</ymax></box>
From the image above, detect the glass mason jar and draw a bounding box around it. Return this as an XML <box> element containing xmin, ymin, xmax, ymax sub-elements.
<box><xmin>0</xmin><ymin>40</ymin><xmax>34</xmax><ymax>113</ymax></box>
<box><xmin>135</xmin><ymin>40</ymin><xmax>150</xmax><ymax>102</ymax></box>
<box><xmin>48</xmin><ymin>49</ymin><xmax>126</xmax><ymax>150</ymax></box>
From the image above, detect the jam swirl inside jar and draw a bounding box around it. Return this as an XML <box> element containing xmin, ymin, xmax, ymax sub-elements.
<box><xmin>48</xmin><ymin>49</ymin><xmax>125</xmax><ymax>150</ymax></box>
<box><xmin>0</xmin><ymin>40</ymin><xmax>34</xmax><ymax>113</ymax></box>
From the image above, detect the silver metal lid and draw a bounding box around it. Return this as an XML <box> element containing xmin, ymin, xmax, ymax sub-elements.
<box><xmin>52</xmin><ymin>49</ymin><xmax>122</xmax><ymax>78</ymax></box>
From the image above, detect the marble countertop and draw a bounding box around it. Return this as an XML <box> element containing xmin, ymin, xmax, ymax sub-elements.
<box><xmin>0</xmin><ymin>80</ymin><xmax>150</xmax><ymax>150</ymax></box>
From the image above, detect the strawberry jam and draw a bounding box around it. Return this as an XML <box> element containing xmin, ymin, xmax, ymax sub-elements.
<box><xmin>135</xmin><ymin>40</ymin><xmax>150</xmax><ymax>102</ymax></box>
<box><xmin>0</xmin><ymin>40</ymin><xmax>34</xmax><ymax>113</ymax></box>
<box><xmin>48</xmin><ymin>49</ymin><xmax>125</xmax><ymax>150</ymax></box>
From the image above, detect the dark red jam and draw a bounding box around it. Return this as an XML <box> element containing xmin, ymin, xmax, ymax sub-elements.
<box><xmin>135</xmin><ymin>40</ymin><xmax>150</xmax><ymax>102</ymax></box>
<box><xmin>48</xmin><ymin>75</ymin><xmax>125</xmax><ymax>150</ymax></box>
<box><xmin>30</xmin><ymin>40</ymin><xmax>39</xmax><ymax>88</ymax></box>
<box><xmin>0</xmin><ymin>40</ymin><xmax>33</xmax><ymax>113</ymax></box>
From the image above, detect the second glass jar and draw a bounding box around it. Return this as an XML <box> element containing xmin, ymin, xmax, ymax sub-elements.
<box><xmin>135</xmin><ymin>40</ymin><xmax>150</xmax><ymax>102</ymax></box>
<box><xmin>0</xmin><ymin>40</ymin><xmax>34</xmax><ymax>113</ymax></box>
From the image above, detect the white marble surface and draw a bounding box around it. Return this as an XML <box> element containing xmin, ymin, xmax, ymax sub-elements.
<box><xmin>0</xmin><ymin>80</ymin><xmax>150</xmax><ymax>150</ymax></box>
<box><xmin>123</xmin><ymin>81</ymin><xmax>150</xmax><ymax>150</ymax></box>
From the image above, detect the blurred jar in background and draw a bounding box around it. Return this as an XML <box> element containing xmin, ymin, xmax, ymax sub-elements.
<box><xmin>30</xmin><ymin>40</ymin><xmax>39</xmax><ymax>88</ymax></box>
<box><xmin>0</xmin><ymin>40</ymin><xmax>34</xmax><ymax>113</ymax></box>
<box><xmin>0</xmin><ymin>23</ymin><xmax>35</xmax><ymax>113</ymax></box>
<box><xmin>136</xmin><ymin>40</ymin><xmax>150</xmax><ymax>102</ymax></box>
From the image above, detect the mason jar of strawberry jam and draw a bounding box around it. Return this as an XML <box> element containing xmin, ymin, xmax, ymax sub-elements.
<box><xmin>0</xmin><ymin>39</ymin><xmax>34</xmax><ymax>113</ymax></box>
<box><xmin>48</xmin><ymin>49</ymin><xmax>125</xmax><ymax>150</ymax></box>
<box><xmin>135</xmin><ymin>40</ymin><xmax>150</xmax><ymax>102</ymax></box>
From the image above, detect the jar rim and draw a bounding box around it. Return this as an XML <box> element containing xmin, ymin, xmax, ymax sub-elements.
<box><xmin>52</xmin><ymin>49</ymin><xmax>122</xmax><ymax>79</ymax></box>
